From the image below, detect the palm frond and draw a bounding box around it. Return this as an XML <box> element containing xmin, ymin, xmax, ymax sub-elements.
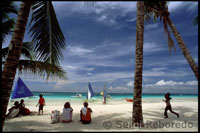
<box><xmin>28</xmin><ymin>1</ymin><xmax>66</xmax><ymax>66</ymax></box>
<box><xmin>21</xmin><ymin>42</ymin><xmax>35</xmax><ymax>60</ymax></box>
<box><xmin>2</xmin><ymin>42</ymin><xmax>35</xmax><ymax>60</ymax></box>
<box><xmin>163</xmin><ymin>18</ymin><xmax>176</xmax><ymax>55</ymax></box>
<box><xmin>3</xmin><ymin>60</ymin><xmax>67</xmax><ymax>80</ymax></box>
<box><xmin>2</xmin><ymin>47</ymin><xmax>9</xmax><ymax>60</ymax></box>
<box><xmin>2</xmin><ymin>18</ymin><xmax>15</xmax><ymax>43</ymax></box>
<box><xmin>2</xmin><ymin>1</ymin><xmax>18</xmax><ymax>43</ymax></box>
<box><xmin>2</xmin><ymin>1</ymin><xmax>18</xmax><ymax>20</ymax></box>
<box><xmin>144</xmin><ymin>1</ymin><xmax>176</xmax><ymax>55</ymax></box>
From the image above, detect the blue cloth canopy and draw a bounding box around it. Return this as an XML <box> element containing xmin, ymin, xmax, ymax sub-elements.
<box><xmin>11</xmin><ymin>77</ymin><xmax>34</xmax><ymax>99</ymax></box>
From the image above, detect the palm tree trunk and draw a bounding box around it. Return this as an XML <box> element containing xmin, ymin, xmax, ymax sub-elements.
<box><xmin>2</xmin><ymin>1</ymin><xmax>31</xmax><ymax>128</ymax></box>
<box><xmin>166</xmin><ymin>17</ymin><xmax>198</xmax><ymax>80</ymax></box>
<box><xmin>132</xmin><ymin>1</ymin><xmax>144</xmax><ymax>127</ymax></box>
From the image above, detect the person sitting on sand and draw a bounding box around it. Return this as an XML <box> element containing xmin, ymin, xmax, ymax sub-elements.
<box><xmin>80</xmin><ymin>102</ymin><xmax>93</xmax><ymax>124</ymax></box>
<box><xmin>163</xmin><ymin>93</ymin><xmax>179</xmax><ymax>118</ymax></box>
<box><xmin>36</xmin><ymin>94</ymin><xmax>46</xmax><ymax>115</ymax></box>
<box><xmin>6</xmin><ymin>101</ymin><xmax>20</xmax><ymax>118</ymax></box>
<box><xmin>60</xmin><ymin>102</ymin><xmax>73</xmax><ymax>123</ymax></box>
<box><xmin>19</xmin><ymin>99</ymin><xmax>31</xmax><ymax>115</ymax></box>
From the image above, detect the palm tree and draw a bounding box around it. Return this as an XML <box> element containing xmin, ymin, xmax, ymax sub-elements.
<box><xmin>2</xmin><ymin>1</ymin><xmax>66</xmax><ymax>127</ymax></box>
<box><xmin>132</xmin><ymin>1</ymin><xmax>144</xmax><ymax>127</ymax></box>
<box><xmin>144</xmin><ymin>1</ymin><xmax>198</xmax><ymax>80</ymax></box>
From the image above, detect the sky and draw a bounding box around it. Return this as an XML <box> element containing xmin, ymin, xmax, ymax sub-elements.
<box><xmin>3</xmin><ymin>1</ymin><xmax>198</xmax><ymax>94</ymax></box>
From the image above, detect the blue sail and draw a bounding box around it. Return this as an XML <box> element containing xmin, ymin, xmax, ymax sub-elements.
<box><xmin>11</xmin><ymin>77</ymin><xmax>34</xmax><ymax>99</ymax></box>
<box><xmin>86</xmin><ymin>82</ymin><xmax>95</xmax><ymax>99</ymax></box>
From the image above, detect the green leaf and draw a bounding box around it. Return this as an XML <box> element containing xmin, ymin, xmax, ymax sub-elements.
<box><xmin>2</xmin><ymin>60</ymin><xmax>67</xmax><ymax>80</ymax></box>
<box><xmin>2</xmin><ymin>42</ymin><xmax>35</xmax><ymax>60</ymax></box>
<box><xmin>28</xmin><ymin>1</ymin><xmax>66</xmax><ymax>66</ymax></box>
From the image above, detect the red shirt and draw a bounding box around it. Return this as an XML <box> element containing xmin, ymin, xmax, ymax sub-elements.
<box><xmin>81</xmin><ymin>108</ymin><xmax>91</xmax><ymax>121</ymax></box>
<box><xmin>39</xmin><ymin>98</ymin><xmax>45</xmax><ymax>105</ymax></box>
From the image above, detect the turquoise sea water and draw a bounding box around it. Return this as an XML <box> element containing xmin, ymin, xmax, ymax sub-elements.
<box><xmin>22</xmin><ymin>92</ymin><xmax>197</xmax><ymax>100</ymax></box>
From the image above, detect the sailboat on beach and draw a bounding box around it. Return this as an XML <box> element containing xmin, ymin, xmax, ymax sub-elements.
<box><xmin>100</xmin><ymin>84</ymin><xmax>111</xmax><ymax>99</ymax></box>
<box><xmin>86</xmin><ymin>82</ymin><xmax>95</xmax><ymax>100</ymax></box>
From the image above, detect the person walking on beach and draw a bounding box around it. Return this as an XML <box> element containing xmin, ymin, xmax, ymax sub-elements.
<box><xmin>36</xmin><ymin>94</ymin><xmax>46</xmax><ymax>115</ymax></box>
<box><xmin>60</xmin><ymin>102</ymin><xmax>73</xmax><ymax>123</ymax></box>
<box><xmin>163</xmin><ymin>93</ymin><xmax>179</xmax><ymax>118</ymax></box>
<box><xmin>80</xmin><ymin>102</ymin><xmax>93</xmax><ymax>124</ymax></box>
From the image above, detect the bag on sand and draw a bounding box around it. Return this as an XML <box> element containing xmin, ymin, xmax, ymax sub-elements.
<box><xmin>51</xmin><ymin>110</ymin><xmax>60</xmax><ymax>124</ymax></box>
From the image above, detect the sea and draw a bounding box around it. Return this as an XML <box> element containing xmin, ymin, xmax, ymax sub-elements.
<box><xmin>16</xmin><ymin>92</ymin><xmax>198</xmax><ymax>100</ymax></box>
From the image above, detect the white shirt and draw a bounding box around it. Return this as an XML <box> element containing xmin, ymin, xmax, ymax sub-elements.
<box><xmin>61</xmin><ymin>107</ymin><xmax>73</xmax><ymax>121</ymax></box>
<box><xmin>81</xmin><ymin>107</ymin><xmax>87</xmax><ymax>116</ymax></box>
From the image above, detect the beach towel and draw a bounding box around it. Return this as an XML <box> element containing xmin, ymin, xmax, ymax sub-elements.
<box><xmin>50</xmin><ymin>110</ymin><xmax>60</xmax><ymax>124</ymax></box>
<box><xmin>7</xmin><ymin>108</ymin><xmax>20</xmax><ymax>118</ymax></box>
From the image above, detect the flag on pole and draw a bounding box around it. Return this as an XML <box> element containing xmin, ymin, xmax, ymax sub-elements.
<box><xmin>11</xmin><ymin>77</ymin><xmax>34</xmax><ymax>99</ymax></box>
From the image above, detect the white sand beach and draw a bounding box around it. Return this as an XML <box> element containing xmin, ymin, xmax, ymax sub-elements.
<box><xmin>3</xmin><ymin>97</ymin><xmax>198</xmax><ymax>132</ymax></box>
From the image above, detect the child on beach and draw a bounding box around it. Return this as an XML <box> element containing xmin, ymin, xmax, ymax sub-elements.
<box><xmin>80</xmin><ymin>102</ymin><xmax>93</xmax><ymax>124</ymax></box>
<box><xmin>36</xmin><ymin>94</ymin><xmax>46</xmax><ymax>115</ymax></box>
<box><xmin>163</xmin><ymin>93</ymin><xmax>179</xmax><ymax>118</ymax></box>
<box><xmin>60</xmin><ymin>102</ymin><xmax>73</xmax><ymax>123</ymax></box>
<box><xmin>19</xmin><ymin>99</ymin><xmax>31</xmax><ymax>115</ymax></box>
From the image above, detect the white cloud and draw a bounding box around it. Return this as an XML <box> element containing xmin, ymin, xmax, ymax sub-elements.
<box><xmin>55</xmin><ymin>79</ymin><xmax>75</xmax><ymax>86</ymax></box>
<box><xmin>185</xmin><ymin>81</ymin><xmax>198</xmax><ymax>85</ymax></box>
<box><xmin>56</xmin><ymin>71</ymin><xmax>133</xmax><ymax>85</ymax></box>
<box><xmin>96</xmin><ymin>15</ymin><xmax>107</xmax><ymax>22</ymax></box>
<box><xmin>87</xmin><ymin>73</ymin><xmax>92</xmax><ymax>76</ymax></box>
<box><xmin>109</xmin><ymin>86</ymin><xmax>113</xmax><ymax>90</ymax></box>
<box><xmin>126</xmin><ymin>17</ymin><xmax>137</xmax><ymax>22</ymax></box>
<box><xmin>155</xmin><ymin>80</ymin><xmax>184</xmax><ymax>86</ymax></box>
<box><xmin>67</xmin><ymin>45</ymin><xmax>94</xmax><ymax>56</ymax></box>
<box><xmin>144</xmin><ymin>42</ymin><xmax>163</xmax><ymax>53</ymax></box>
<box><xmin>127</xmin><ymin>81</ymin><xmax>134</xmax><ymax>87</ymax></box>
<box><xmin>52</xmin><ymin>2</ymin><xmax>137</xmax><ymax>17</ymax></box>
<box><xmin>145</xmin><ymin>23</ymin><xmax>159</xmax><ymax>30</ymax></box>
<box><xmin>168</xmin><ymin>2</ymin><xmax>198</xmax><ymax>13</ymax></box>
<box><xmin>152</xmin><ymin>67</ymin><xmax>167</xmax><ymax>71</ymax></box>
<box><xmin>115</xmin><ymin>87</ymin><xmax>128</xmax><ymax>90</ymax></box>
<box><xmin>63</xmin><ymin>65</ymin><xmax>78</xmax><ymax>70</ymax></box>
<box><xmin>186</xmin><ymin>2</ymin><xmax>198</xmax><ymax>12</ymax></box>
<box><xmin>168</xmin><ymin>2</ymin><xmax>184</xmax><ymax>12</ymax></box>
<box><xmin>143</xmin><ymin>71</ymin><xmax>166</xmax><ymax>77</ymax></box>
<box><xmin>145</xmin><ymin>79</ymin><xmax>198</xmax><ymax>87</ymax></box>
<box><xmin>110</xmin><ymin>86</ymin><xmax>129</xmax><ymax>91</ymax></box>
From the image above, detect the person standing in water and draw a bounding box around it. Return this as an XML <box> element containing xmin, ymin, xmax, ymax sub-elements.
<box><xmin>163</xmin><ymin>93</ymin><xmax>179</xmax><ymax>118</ymax></box>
